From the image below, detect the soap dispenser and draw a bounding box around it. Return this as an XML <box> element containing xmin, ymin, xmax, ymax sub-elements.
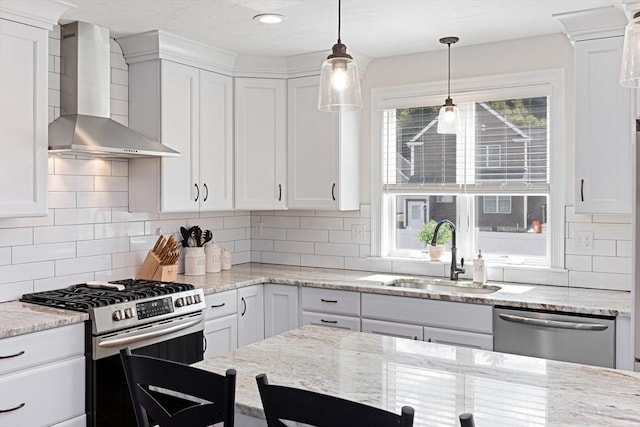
<box><xmin>473</xmin><ymin>249</ymin><xmax>487</xmax><ymax>284</ymax></box>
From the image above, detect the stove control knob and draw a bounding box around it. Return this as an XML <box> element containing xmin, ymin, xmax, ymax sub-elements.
<box><xmin>124</xmin><ymin>308</ymin><xmax>134</xmax><ymax>319</ymax></box>
<box><xmin>186</xmin><ymin>295</ymin><xmax>194</xmax><ymax>305</ymax></box>
<box><xmin>194</xmin><ymin>294</ymin><xmax>201</xmax><ymax>304</ymax></box>
<box><xmin>112</xmin><ymin>309</ymin><xmax>124</xmax><ymax>321</ymax></box>
<box><xmin>175</xmin><ymin>297</ymin><xmax>185</xmax><ymax>308</ymax></box>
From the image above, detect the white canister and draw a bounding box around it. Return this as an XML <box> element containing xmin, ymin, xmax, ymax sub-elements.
<box><xmin>205</xmin><ymin>244</ymin><xmax>222</xmax><ymax>273</ymax></box>
<box><xmin>221</xmin><ymin>248</ymin><xmax>232</xmax><ymax>270</ymax></box>
<box><xmin>184</xmin><ymin>247</ymin><xmax>206</xmax><ymax>276</ymax></box>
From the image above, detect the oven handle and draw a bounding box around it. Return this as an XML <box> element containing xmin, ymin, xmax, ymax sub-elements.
<box><xmin>498</xmin><ymin>313</ymin><xmax>608</xmax><ymax>331</ymax></box>
<box><xmin>98</xmin><ymin>317</ymin><xmax>204</xmax><ymax>348</ymax></box>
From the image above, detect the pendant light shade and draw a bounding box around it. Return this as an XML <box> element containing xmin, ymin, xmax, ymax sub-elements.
<box><xmin>620</xmin><ymin>11</ymin><xmax>640</xmax><ymax>88</ymax></box>
<box><xmin>437</xmin><ymin>36</ymin><xmax>459</xmax><ymax>134</ymax></box>
<box><xmin>318</xmin><ymin>0</ymin><xmax>362</xmax><ymax>112</ymax></box>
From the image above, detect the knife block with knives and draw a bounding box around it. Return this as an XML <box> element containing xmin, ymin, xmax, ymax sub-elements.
<box><xmin>136</xmin><ymin>235</ymin><xmax>180</xmax><ymax>281</ymax></box>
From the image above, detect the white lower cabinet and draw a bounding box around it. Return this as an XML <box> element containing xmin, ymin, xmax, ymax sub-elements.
<box><xmin>0</xmin><ymin>323</ymin><xmax>85</xmax><ymax>427</ymax></box>
<box><xmin>204</xmin><ymin>315</ymin><xmax>238</xmax><ymax>358</ymax></box>
<box><xmin>237</xmin><ymin>285</ymin><xmax>265</xmax><ymax>347</ymax></box>
<box><xmin>361</xmin><ymin>293</ymin><xmax>493</xmax><ymax>350</ymax></box>
<box><xmin>300</xmin><ymin>288</ymin><xmax>361</xmax><ymax>331</ymax></box>
<box><xmin>264</xmin><ymin>284</ymin><xmax>299</xmax><ymax>338</ymax></box>
<box><xmin>361</xmin><ymin>318</ymin><xmax>423</xmax><ymax>341</ymax></box>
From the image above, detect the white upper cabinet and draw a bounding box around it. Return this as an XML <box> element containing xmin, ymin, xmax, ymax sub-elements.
<box><xmin>574</xmin><ymin>36</ymin><xmax>633</xmax><ymax>214</ymax></box>
<box><xmin>234</xmin><ymin>78</ymin><xmax>287</xmax><ymax>210</ymax></box>
<box><xmin>128</xmin><ymin>60</ymin><xmax>233</xmax><ymax>212</ymax></box>
<box><xmin>0</xmin><ymin>19</ymin><xmax>48</xmax><ymax>217</ymax></box>
<box><xmin>287</xmin><ymin>76</ymin><xmax>360</xmax><ymax>210</ymax></box>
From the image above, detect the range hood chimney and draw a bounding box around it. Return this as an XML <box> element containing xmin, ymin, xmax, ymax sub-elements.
<box><xmin>48</xmin><ymin>22</ymin><xmax>178</xmax><ymax>158</ymax></box>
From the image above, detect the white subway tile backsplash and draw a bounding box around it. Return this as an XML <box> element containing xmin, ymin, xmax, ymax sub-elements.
<box><xmin>77</xmin><ymin>191</ymin><xmax>128</xmax><ymax>208</ymax></box>
<box><xmin>391</xmin><ymin>260</ymin><xmax>446</xmax><ymax>277</ymax></box>
<box><xmin>55</xmin><ymin>158</ymin><xmax>112</xmax><ymax>176</ymax></box>
<box><xmin>55</xmin><ymin>208</ymin><xmax>112</xmax><ymax>225</ymax></box>
<box><xmin>315</xmin><ymin>210</ymin><xmax>360</xmax><ymax>218</ymax></box>
<box><xmin>53</xmin><ymin>56</ymin><xmax>61</xmax><ymax>73</ymax></box>
<box><xmin>568</xmin><ymin>271</ymin><xmax>631</xmax><ymax>291</ymax></box>
<box><xmin>0</xmin><ymin>248</ymin><xmax>11</xmax><ymax>265</ymax></box>
<box><xmin>34</xmin><ymin>224</ymin><xmax>94</xmax><ymax>244</ymax></box>
<box><xmin>77</xmin><ymin>237</ymin><xmax>130</xmax><ymax>257</ymax></box>
<box><xmin>235</xmin><ymin>239</ymin><xmax>251</xmax><ymax>252</ymax></box>
<box><xmin>232</xmin><ymin>251</ymin><xmax>251</xmax><ymax>265</ymax></box>
<box><xmin>564</xmin><ymin>238</ymin><xmax>616</xmax><ymax>256</ymax></box>
<box><xmin>48</xmin><ymin>36</ymin><xmax>60</xmax><ymax>55</ymax></box>
<box><xmin>112</xmin><ymin>161</ymin><xmax>128</xmax><ymax>177</ymax></box>
<box><xmin>12</xmin><ymin>242</ymin><xmax>76</xmax><ymax>264</ymax></box>
<box><xmin>95</xmin><ymin>176</ymin><xmax>128</xmax><ymax>192</ymax></box>
<box><xmin>56</xmin><ymin>255</ymin><xmax>111</xmax><ymax>276</ymax></box>
<box><xmin>262</xmin><ymin>252</ymin><xmax>301</xmax><ymax>266</ymax></box>
<box><xmin>48</xmin><ymin>71</ymin><xmax>60</xmax><ymax>90</ymax></box>
<box><xmin>300</xmin><ymin>217</ymin><xmax>343</xmax><ymax>230</ymax></box>
<box><xmin>110</xmin><ymin>99</ymin><xmax>128</xmax><ymax>116</ymax></box>
<box><xmin>129</xmin><ymin>235</ymin><xmax>159</xmax><ymax>252</ymax></box>
<box><xmin>0</xmin><ymin>214</ymin><xmax>53</xmax><ymax>229</ymax></box>
<box><xmin>34</xmin><ymin>273</ymin><xmax>95</xmax><ymax>292</ymax></box>
<box><xmin>251</xmin><ymin>251</ymin><xmax>262</xmax><ymax>262</ymax></box>
<box><xmin>215</xmin><ymin>228</ymin><xmax>246</xmax><ymax>242</ymax></box>
<box><xmin>565</xmin><ymin>255</ymin><xmax>592</xmax><ymax>272</ymax></box>
<box><xmin>592</xmin><ymin>256</ymin><xmax>631</xmax><ymax>274</ymax></box>
<box><xmin>95</xmin><ymin>266</ymin><xmax>139</xmax><ymax>282</ymax></box>
<box><xmin>112</xmin><ymin>251</ymin><xmax>147</xmax><ymax>269</ymax></box>
<box><xmin>95</xmin><ymin>222</ymin><xmax>145</xmax><ymax>239</ymax></box>
<box><xmin>343</xmin><ymin>218</ymin><xmax>370</xmax><ymax>231</ymax></box>
<box><xmin>251</xmin><ymin>227</ymin><xmax>287</xmax><ymax>240</ymax></box>
<box><xmin>0</xmin><ymin>281</ymin><xmax>34</xmax><ymax>303</ymax></box>
<box><xmin>48</xmin><ymin>175</ymin><xmax>94</xmax><ymax>192</ymax></box>
<box><xmin>252</xmin><ymin>239</ymin><xmax>274</xmax><ymax>252</ymax></box>
<box><xmin>273</xmin><ymin>210</ymin><xmax>316</xmax><ymax>217</ymax></box>
<box><xmin>565</xmin><ymin>206</ymin><xmax>592</xmax><ymax>223</ymax></box>
<box><xmin>144</xmin><ymin>219</ymin><xmax>186</xmax><ymax>236</ymax></box>
<box><xmin>0</xmin><ymin>262</ymin><xmax>54</xmax><ymax>284</ymax></box>
<box><xmin>592</xmin><ymin>214</ymin><xmax>631</xmax><ymax>224</ymax></box>
<box><xmin>111</xmin><ymin>114</ymin><xmax>128</xmax><ymax>126</ymax></box>
<box><xmin>111</xmin><ymin>68</ymin><xmax>128</xmax><ymax>85</ymax></box>
<box><xmin>344</xmin><ymin>257</ymin><xmax>392</xmax><ymax>273</ymax></box>
<box><xmin>224</xmin><ymin>216</ymin><xmax>251</xmax><ymax>229</ymax></box>
<box><xmin>301</xmin><ymin>254</ymin><xmax>344</xmax><ymax>269</ymax></box>
<box><xmin>286</xmin><ymin>229</ymin><xmax>328</xmax><ymax>242</ymax></box>
<box><xmin>110</xmin><ymin>51</ymin><xmax>128</xmax><ymax>70</ymax></box>
<box><xmin>569</xmin><ymin>222</ymin><xmax>631</xmax><ymax>240</ymax></box>
<box><xmin>274</xmin><ymin>241</ymin><xmax>315</xmax><ymax>254</ymax></box>
<box><xmin>261</xmin><ymin>216</ymin><xmax>300</xmax><ymax>229</ymax></box>
<box><xmin>315</xmin><ymin>242</ymin><xmax>360</xmax><ymax>257</ymax></box>
<box><xmin>503</xmin><ymin>268</ymin><xmax>568</xmax><ymax>286</ymax></box>
<box><xmin>112</xmin><ymin>208</ymin><xmax>158</xmax><ymax>223</ymax></box>
<box><xmin>48</xmin><ymin>88</ymin><xmax>60</xmax><ymax>107</ymax></box>
<box><xmin>617</xmin><ymin>240</ymin><xmax>631</xmax><ymax>257</ymax></box>
<box><xmin>0</xmin><ymin>228</ymin><xmax>33</xmax><ymax>247</ymax></box>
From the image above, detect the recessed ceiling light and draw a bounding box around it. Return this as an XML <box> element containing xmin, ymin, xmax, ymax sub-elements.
<box><xmin>253</xmin><ymin>13</ymin><xmax>285</xmax><ymax>24</ymax></box>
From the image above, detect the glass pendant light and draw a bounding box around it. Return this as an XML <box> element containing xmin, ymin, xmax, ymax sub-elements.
<box><xmin>437</xmin><ymin>36</ymin><xmax>459</xmax><ymax>134</ymax></box>
<box><xmin>620</xmin><ymin>11</ymin><xmax>640</xmax><ymax>88</ymax></box>
<box><xmin>318</xmin><ymin>0</ymin><xmax>362</xmax><ymax>112</ymax></box>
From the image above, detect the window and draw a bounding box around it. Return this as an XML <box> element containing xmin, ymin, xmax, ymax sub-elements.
<box><xmin>483</xmin><ymin>196</ymin><xmax>511</xmax><ymax>214</ymax></box>
<box><xmin>373</xmin><ymin>71</ymin><xmax>564</xmax><ymax>267</ymax></box>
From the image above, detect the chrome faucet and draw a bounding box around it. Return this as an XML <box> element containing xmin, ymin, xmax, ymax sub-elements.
<box><xmin>430</xmin><ymin>219</ymin><xmax>465</xmax><ymax>281</ymax></box>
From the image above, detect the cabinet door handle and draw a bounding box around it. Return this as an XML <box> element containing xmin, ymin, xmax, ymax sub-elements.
<box><xmin>498</xmin><ymin>313</ymin><xmax>609</xmax><ymax>331</ymax></box>
<box><xmin>331</xmin><ymin>183</ymin><xmax>336</xmax><ymax>201</ymax></box>
<box><xmin>580</xmin><ymin>179</ymin><xmax>584</xmax><ymax>202</ymax></box>
<box><xmin>278</xmin><ymin>184</ymin><xmax>282</xmax><ymax>202</ymax></box>
<box><xmin>320</xmin><ymin>319</ymin><xmax>338</xmax><ymax>324</ymax></box>
<box><xmin>241</xmin><ymin>297</ymin><xmax>246</xmax><ymax>316</ymax></box>
<box><xmin>211</xmin><ymin>302</ymin><xmax>226</xmax><ymax>308</ymax></box>
<box><xmin>0</xmin><ymin>350</ymin><xmax>25</xmax><ymax>359</ymax></box>
<box><xmin>194</xmin><ymin>183</ymin><xmax>200</xmax><ymax>202</ymax></box>
<box><xmin>0</xmin><ymin>402</ymin><xmax>25</xmax><ymax>413</ymax></box>
<box><xmin>320</xmin><ymin>298</ymin><xmax>338</xmax><ymax>303</ymax></box>
<box><xmin>203</xmin><ymin>335</ymin><xmax>208</xmax><ymax>354</ymax></box>
<box><xmin>203</xmin><ymin>183</ymin><xmax>209</xmax><ymax>202</ymax></box>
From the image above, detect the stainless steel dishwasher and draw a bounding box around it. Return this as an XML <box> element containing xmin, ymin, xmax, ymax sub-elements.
<box><xmin>493</xmin><ymin>307</ymin><xmax>615</xmax><ymax>368</ymax></box>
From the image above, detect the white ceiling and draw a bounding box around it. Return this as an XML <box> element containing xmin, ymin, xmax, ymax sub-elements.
<box><xmin>60</xmin><ymin>0</ymin><xmax>626</xmax><ymax>59</ymax></box>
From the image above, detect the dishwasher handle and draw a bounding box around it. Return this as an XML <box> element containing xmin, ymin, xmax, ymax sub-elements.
<box><xmin>498</xmin><ymin>313</ymin><xmax>609</xmax><ymax>331</ymax></box>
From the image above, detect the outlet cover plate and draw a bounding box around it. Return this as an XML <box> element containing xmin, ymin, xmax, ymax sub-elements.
<box><xmin>574</xmin><ymin>231</ymin><xmax>594</xmax><ymax>251</ymax></box>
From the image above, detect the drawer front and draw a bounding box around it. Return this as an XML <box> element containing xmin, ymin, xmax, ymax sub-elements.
<box><xmin>423</xmin><ymin>326</ymin><xmax>494</xmax><ymax>351</ymax></box>
<box><xmin>0</xmin><ymin>357</ymin><xmax>85</xmax><ymax>427</ymax></box>
<box><xmin>301</xmin><ymin>311</ymin><xmax>361</xmax><ymax>331</ymax></box>
<box><xmin>204</xmin><ymin>290</ymin><xmax>238</xmax><ymax>320</ymax></box>
<box><xmin>361</xmin><ymin>293</ymin><xmax>492</xmax><ymax>334</ymax></box>
<box><xmin>0</xmin><ymin>323</ymin><xmax>84</xmax><ymax>376</ymax></box>
<box><xmin>300</xmin><ymin>288</ymin><xmax>360</xmax><ymax>316</ymax></box>
<box><xmin>362</xmin><ymin>318</ymin><xmax>423</xmax><ymax>341</ymax></box>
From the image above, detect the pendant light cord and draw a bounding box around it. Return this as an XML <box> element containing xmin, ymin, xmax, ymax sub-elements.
<box><xmin>447</xmin><ymin>42</ymin><xmax>451</xmax><ymax>99</ymax></box>
<box><xmin>337</xmin><ymin>0</ymin><xmax>342</xmax><ymax>43</ymax></box>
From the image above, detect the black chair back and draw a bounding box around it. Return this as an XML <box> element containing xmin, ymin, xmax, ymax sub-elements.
<box><xmin>256</xmin><ymin>373</ymin><xmax>414</xmax><ymax>427</ymax></box>
<box><xmin>119</xmin><ymin>348</ymin><xmax>236</xmax><ymax>427</ymax></box>
<box><xmin>459</xmin><ymin>412</ymin><xmax>476</xmax><ymax>427</ymax></box>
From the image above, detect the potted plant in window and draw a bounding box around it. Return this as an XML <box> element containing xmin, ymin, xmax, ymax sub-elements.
<box><xmin>418</xmin><ymin>219</ymin><xmax>451</xmax><ymax>261</ymax></box>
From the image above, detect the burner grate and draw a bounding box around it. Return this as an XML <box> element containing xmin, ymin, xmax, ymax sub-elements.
<box><xmin>20</xmin><ymin>279</ymin><xmax>194</xmax><ymax>312</ymax></box>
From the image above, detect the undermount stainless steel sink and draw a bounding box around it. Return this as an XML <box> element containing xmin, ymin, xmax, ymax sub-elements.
<box><xmin>384</xmin><ymin>278</ymin><xmax>501</xmax><ymax>294</ymax></box>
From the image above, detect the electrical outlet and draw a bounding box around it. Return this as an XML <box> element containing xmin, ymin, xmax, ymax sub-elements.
<box><xmin>351</xmin><ymin>224</ymin><xmax>366</xmax><ymax>242</ymax></box>
<box><xmin>255</xmin><ymin>221</ymin><xmax>263</xmax><ymax>236</ymax></box>
<box><xmin>574</xmin><ymin>231</ymin><xmax>593</xmax><ymax>251</ymax></box>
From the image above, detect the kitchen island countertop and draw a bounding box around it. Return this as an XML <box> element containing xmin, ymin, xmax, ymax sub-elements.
<box><xmin>195</xmin><ymin>324</ymin><xmax>640</xmax><ymax>426</ymax></box>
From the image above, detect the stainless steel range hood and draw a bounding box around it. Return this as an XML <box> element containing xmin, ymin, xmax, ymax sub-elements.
<box><xmin>48</xmin><ymin>22</ymin><xmax>179</xmax><ymax>158</ymax></box>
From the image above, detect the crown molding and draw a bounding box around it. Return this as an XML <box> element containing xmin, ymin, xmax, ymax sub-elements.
<box><xmin>0</xmin><ymin>0</ymin><xmax>73</xmax><ymax>30</ymax></box>
<box><xmin>553</xmin><ymin>6</ymin><xmax>627</xmax><ymax>42</ymax></box>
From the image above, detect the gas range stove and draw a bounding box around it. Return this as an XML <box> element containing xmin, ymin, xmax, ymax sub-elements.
<box><xmin>21</xmin><ymin>279</ymin><xmax>205</xmax><ymax>335</ymax></box>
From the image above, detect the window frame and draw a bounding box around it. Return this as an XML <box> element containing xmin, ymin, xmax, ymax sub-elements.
<box><xmin>483</xmin><ymin>195</ymin><xmax>512</xmax><ymax>214</ymax></box>
<box><xmin>479</xmin><ymin>144</ymin><xmax>502</xmax><ymax>168</ymax></box>
<box><xmin>370</xmin><ymin>70</ymin><xmax>566</xmax><ymax>268</ymax></box>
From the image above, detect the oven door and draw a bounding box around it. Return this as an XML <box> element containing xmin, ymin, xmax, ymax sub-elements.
<box><xmin>88</xmin><ymin>312</ymin><xmax>204</xmax><ymax>427</ymax></box>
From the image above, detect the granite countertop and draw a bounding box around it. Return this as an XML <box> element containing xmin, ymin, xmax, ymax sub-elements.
<box><xmin>179</xmin><ymin>263</ymin><xmax>631</xmax><ymax>317</ymax></box>
<box><xmin>0</xmin><ymin>301</ymin><xmax>88</xmax><ymax>339</ymax></box>
<box><xmin>0</xmin><ymin>262</ymin><xmax>631</xmax><ymax>339</ymax></box>
<box><xmin>194</xmin><ymin>324</ymin><xmax>640</xmax><ymax>426</ymax></box>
